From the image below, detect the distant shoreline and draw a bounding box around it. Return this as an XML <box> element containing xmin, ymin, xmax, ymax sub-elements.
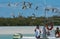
<box><xmin>0</xmin><ymin>16</ymin><xmax>60</xmax><ymax>26</ymax></box>
<box><xmin>0</xmin><ymin>25</ymin><xmax>60</xmax><ymax>27</ymax></box>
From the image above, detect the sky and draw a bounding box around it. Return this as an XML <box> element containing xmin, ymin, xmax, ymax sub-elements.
<box><xmin>0</xmin><ymin>0</ymin><xmax>60</xmax><ymax>18</ymax></box>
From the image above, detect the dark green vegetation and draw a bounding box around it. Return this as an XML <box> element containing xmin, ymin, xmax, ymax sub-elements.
<box><xmin>0</xmin><ymin>16</ymin><xmax>60</xmax><ymax>26</ymax></box>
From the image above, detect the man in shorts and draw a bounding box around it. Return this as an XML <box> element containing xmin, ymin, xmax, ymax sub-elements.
<box><xmin>34</xmin><ymin>25</ymin><xmax>41</xmax><ymax>39</ymax></box>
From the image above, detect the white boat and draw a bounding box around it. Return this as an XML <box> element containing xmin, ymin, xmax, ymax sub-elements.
<box><xmin>13</xmin><ymin>33</ymin><xmax>22</xmax><ymax>39</ymax></box>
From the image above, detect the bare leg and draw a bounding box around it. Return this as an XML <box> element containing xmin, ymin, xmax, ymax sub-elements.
<box><xmin>37</xmin><ymin>37</ymin><xmax>40</xmax><ymax>39</ymax></box>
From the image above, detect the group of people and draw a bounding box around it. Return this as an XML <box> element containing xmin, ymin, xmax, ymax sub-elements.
<box><xmin>34</xmin><ymin>25</ymin><xmax>60</xmax><ymax>39</ymax></box>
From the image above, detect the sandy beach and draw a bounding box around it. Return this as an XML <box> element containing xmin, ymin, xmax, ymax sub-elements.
<box><xmin>0</xmin><ymin>26</ymin><xmax>36</xmax><ymax>34</ymax></box>
<box><xmin>0</xmin><ymin>26</ymin><xmax>60</xmax><ymax>34</ymax></box>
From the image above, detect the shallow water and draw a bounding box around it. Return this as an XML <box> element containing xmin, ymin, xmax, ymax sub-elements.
<box><xmin>0</xmin><ymin>26</ymin><xmax>60</xmax><ymax>39</ymax></box>
<box><xmin>0</xmin><ymin>34</ymin><xmax>60</xmax><ymax>39</ymax></box>
<box><xmin>0</xmin><ymin>34</ymin><xmax>12</xmax><ymax>39</ymax></box>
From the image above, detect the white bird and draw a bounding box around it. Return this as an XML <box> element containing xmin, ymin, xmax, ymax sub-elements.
<box><xmin>8</xmin><ymin>2</ymin><xmax>11</xmax><ymax>7</ymax></box>
<box><xmin>22</xmin><ymin>1</ymin><xmax>26</xmax><ymax>5</ymax></box>
<box><xmin>27</xmin><ymin>2</ymin><xmax>32</xmax><ymax>8</ymax></box>
<box><xmin>14</xmin><ymin>2</ymin><xmax>19</xmax><ymax>6</ymax></box>
<box><xmin>45</xmin><ymin>8</ymin><xmax>50</xmax><ymax>11</ymax></box>
<box><xmin>35</xmin><ymin>6</ymin><xmax>39</xmax><ymax>10</ymax></box>
<box><xmin>22</xmin><ymin>5</ymin><xmax>27</xmax><ymax>9</ymax></box>
<box><xmin>8</xmin><ymin>2</ymin><xmax>18</xmax><ymax>7</ymax></box>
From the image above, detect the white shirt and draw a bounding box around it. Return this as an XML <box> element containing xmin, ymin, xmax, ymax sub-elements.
<box><xmin>35</xmin><ymin>29</ymin><xmax>41</xmax><ymax>37</ymax></box>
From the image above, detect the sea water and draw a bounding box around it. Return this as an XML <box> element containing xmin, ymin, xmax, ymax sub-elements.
<box><xmin>0</xmin><ymin>26</ymin><xmax>60</xmax><ymax>39</ymax></box>
<box><xmin>0</xmin><ymin>34</ymin><xmax>60</xmax><ymax>39</ymax></box>
<box><xmin>0</xmin><ymin>34</ymin><xmax>35</xmax><ymax>39</ymax></box>
<box><xmin>0</xmin><ymin>34</ymin><xmax>13</xmax><ymax>39</ymax></box>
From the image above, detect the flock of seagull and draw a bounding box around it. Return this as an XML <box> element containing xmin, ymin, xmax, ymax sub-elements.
<box><xmin>0</xmin><ymin>1</ymin><xmax>60</xmax><ymax>15</ymax></box>
<box><xmin>0</xmin><ymin>1</ymin><xmax>39</xmax><ymax>10</ymax></box>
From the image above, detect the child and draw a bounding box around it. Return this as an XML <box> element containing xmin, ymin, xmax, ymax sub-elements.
<box><xmin>55</xmin><ymin>27</ymin><xmax>60</xmax><ymax>38</ymax></box>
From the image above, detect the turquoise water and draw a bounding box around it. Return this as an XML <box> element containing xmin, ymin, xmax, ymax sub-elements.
<box><xmin>0</xmin><ymin>26</ymin><xmax>60</xmax><ymax>39</ymax></box>
<box><xmin>0</xmin><ymin>34</ymin><xmax>55</xmax><ymax>39</ymax></box>
<box><xmin>0</xmin><ymin>34</ymin><xmax>13</xmax><ymax>39</ymax></box>
<box><xmin>0</xmin><ymin>32</ymin><xmax>59</xmax><ymax>39</ymax></box>
<box><xmin>0</xmin><ymin>34</ymin><xmax>60</xmax><ymax>39</ymax></box>
<box><xmin>0</xmin><ymin>34</ymin><xmax>35</xmax><ymax>39</ymax></box>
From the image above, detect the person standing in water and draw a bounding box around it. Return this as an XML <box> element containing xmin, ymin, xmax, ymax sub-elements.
<box><xmin>34</xmin><ymin>25</ymin><xmax>41</xmax><ymax>39</ymax></box>
<box><xmin>55</xmin><ymin>27</ymin><xmax>60</xmax><ymax>38</ymax></box>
